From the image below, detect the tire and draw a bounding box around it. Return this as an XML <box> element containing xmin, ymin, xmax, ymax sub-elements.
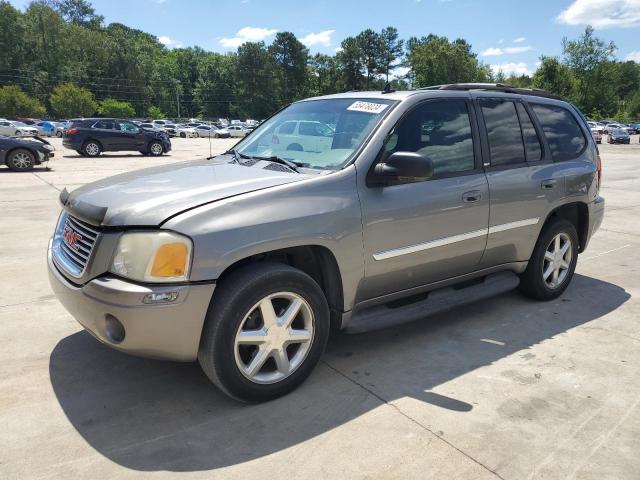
<box><xmin>198</xmin><ymin>262</ymin><xmax>330</xmax><ymax>402</ymax></box>
<box><xmin>56</xmin><ymin>131</ymin><xmax>63</xmax><ymax>138</ymax></box>
<box><xmin>518</xmin><ymin>218</ymin><xmax>579</xmax><ymax>301</ymax></box>
<box><xmin>148</xmin><ymin>141</ymin><xmax>164</xmax><ymax>156</ymax></box>
<box><xmin>6</xmin><ymin>148</ymin><xmax>35</xmax><ymax>171</ymax></box>
<box><xmin>180</xmin><ymin>132</ymin><xmax>186</xmax><ymax>138</ymax></box>
<box><xmin>286</xmin><ymin>143</ymin><xmax>303</xmax><ymax>151</ymax></box>
<box><xmin>14</xmin><ymin>130</ymin><xmax>22</xmax><ymax>137</ymax></box>
<box><xmin>82</xmin><ymin>141</ymin><xmax>101</xmax><ymax>157</ymax></box>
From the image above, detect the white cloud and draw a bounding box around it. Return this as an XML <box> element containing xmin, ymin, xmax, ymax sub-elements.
<box><xmin>626</xmin><ymin>51</ymin><xmax>640</xmax><ymax>62</ymax></box>
<box><xmin>158</xmin><ymin>35</ymin><xmax>182</xmax><ymax>48</ymax></box>
<box><xmin>490</xmin><ymin>62</ymin><xmax>531</xmax><ymax>76</ymax></box>
<box><xmin>513</xmin><ymin>37</ymin><xmax>526</xmax><ymax>43</ymax></box>
<box><xmin>481</xmin><ymin>45</ymin><xmax>533</xmax><ymax>57</ymax></box>
<box><xmin>219</xmin><ymin>27</ymin><xmax>278</xmax><ymax>48</ymax></box>
<box><xmin>557</xmin><ymin>0</ymin><xmax>640</xmax><ymax>28</ymax></box>
<box><xmin>299</xmin><ymin>30</ymin><xmax>335</xmax><ymax>47</ymax></box>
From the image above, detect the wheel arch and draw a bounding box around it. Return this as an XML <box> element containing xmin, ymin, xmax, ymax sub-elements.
<box><xmin>215</xmin><ymin>245</ymin><xmax>344</xmax><ymax>330</ymax></box>
<box><xmin>541</xmin><ymin>202</ymin><xmax>589</xmax><ymax>253</ymax></box>
<box><xmin>5</xmin><ymin>146</ymin><xmax>38</xmax><ymax>166</ymax></box>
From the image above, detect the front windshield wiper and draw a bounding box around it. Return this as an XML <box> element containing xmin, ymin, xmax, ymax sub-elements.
<box><xmin>253</xmin><ymin>155</ymin><xmax>302</xmax><ymax>173</ymax></box>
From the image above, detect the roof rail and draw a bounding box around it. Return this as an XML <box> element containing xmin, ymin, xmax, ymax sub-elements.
<box><xmin>416</xmin><ymin>83</ymin><xmax>562</xmax><ymax>100</ymax></box>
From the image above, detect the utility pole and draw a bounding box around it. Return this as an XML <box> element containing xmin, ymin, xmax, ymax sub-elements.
<box><xmin>175</xmin><ymin>81</ymin><xmax>181</xmax><ymax>119</ymax></box>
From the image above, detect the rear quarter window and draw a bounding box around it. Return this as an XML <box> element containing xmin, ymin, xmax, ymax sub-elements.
<box><xmin>531</xmin><ymin>104</ymin><xmax>586</xmax><ymax>161</ymax></box>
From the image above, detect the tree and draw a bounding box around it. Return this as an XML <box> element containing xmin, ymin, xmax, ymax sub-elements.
<box><xmin>379</xmin><ymin>26</ymin><xmax>404</xmax><ymax>83</ymax></box>
<box><xmin>0</xmin><ymin>85</ymin><xmax>46</xmax><ymax>117</ymax></box>
<box><xmin>268</xmin><ymin>32</ymin><xmax>309</xmax><ymax>105</ymax></box>
<box><xmin>562</xmin><ymin>26</ymin><xmax>616</xmax><ymax>109</ymax></box>
<box><xmin>356</xmin><ymin>29</ymin><xmax>382</xmax><ymax>89</ymax></box>
<box><xmin>49</xmin><ymin>83</ymin><xmax>96</xmax><ymax>117</ymax></box>
<box><xmin>194</xmin><ymin>53</ymin><xmax>236</xmax><ymax>118</ymax></box>
<box><xmin>147</xmin><ymin>105</ymin><xmax>164</xmax><ymax>119</ymax></box>
<box><xmin>234</xmin><ymin>42</ymin><xmax>278</xmax><ymax>118</ymax></box>
<box><xmin>337</xmin><ymin>37</ymin><xmax>364</xmax><ymax>91</ymax></box>
<box><xmin>0</xmin><ymin>2</ymin><xmax>25</xmax><ymax>74</ymax></box>
<box><xmin>310</xmin><ymin>53</ymin><xmax>341</xmax><ymax>95</ymax></box>
<box><xmin>97</xmin><ymin>98</ymin><xmax>135</xmax><ymax>117</ymax></box>
<box><xmin>49</xmin><ymin>0</ymin><xmax>103</xmax><ymax>28</ymax></box>
<box><xmin>407</xmin><ymin>35</ymin><xmax>488</xmax><ymax>87</ymax></box>
<box><xmin>532</xmin><ymin>56</ymin><xmax>575</xmax><ymax>98</ymax></box>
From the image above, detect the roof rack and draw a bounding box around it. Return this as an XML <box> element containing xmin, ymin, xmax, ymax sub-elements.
<box><xmin>417</xmin><ymin>83</ymin><xmax>562</xmax><ymax>100</ymax></box>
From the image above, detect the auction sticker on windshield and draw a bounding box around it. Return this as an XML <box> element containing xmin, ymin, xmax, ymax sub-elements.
<box><xmin>347</xmin><ymin>101</ymin><xmax>389</xmax><ymax>114</ymax></box>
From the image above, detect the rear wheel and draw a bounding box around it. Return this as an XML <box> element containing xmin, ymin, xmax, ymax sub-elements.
<box><xmin>6</xmin><ymin>148</ymin><xmax>35</xmax><ymax>171</ymax></box>
<box><xmin>180</xmin><ymin>132</ymin><xmax>186</xmax><ymax>138</ymax></box>
<box><xmin>148</xmin><ymin>141</ymin><xmax>164</xmax><ymax>156</ymax></box>
<box><xmin>82</xmin><ymin>141</ymin><xmax>101</xmax><ymax>157</ymax></box>
<box><xmin>519</xmin><ymin>218</ymin><xmax>578</xmax><ymax>301</ymax></box>
<box><xmin>198</xmin><ymin>263</ymin><xmax>330</xmax><ymax>402</ymax></box>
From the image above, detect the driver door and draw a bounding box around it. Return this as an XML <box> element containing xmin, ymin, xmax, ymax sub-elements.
<box><xmin>357</xmin><ymin>98</ymin><xmax>490</xmax><ymax>301</ymax></box>
<box><xmin>115</xmin><ymin>121</ymin><xmax>144</xmax><ymax>149</ymax></box>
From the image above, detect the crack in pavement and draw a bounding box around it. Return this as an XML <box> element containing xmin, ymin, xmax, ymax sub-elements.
<box><xmin>320</xmin><ymin>359</ymin><xmax>506</xmax><ymax>480</ymax></box>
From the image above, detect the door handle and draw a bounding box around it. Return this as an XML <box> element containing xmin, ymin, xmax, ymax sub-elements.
<box><xmin>462</xmin><ymin>190</ymin><xmax>482</xmax><ymax>203</ymax></box>
<box><xmin>541</xmin><ymin>179</ymin><xmax>558</xmax><ymax>190</ymax></box>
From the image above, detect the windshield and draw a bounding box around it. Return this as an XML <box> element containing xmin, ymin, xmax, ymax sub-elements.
<box><xmin>235</xmin><ymin>98</ymin><xmax>397</xmax><ymax>170</ymax></box>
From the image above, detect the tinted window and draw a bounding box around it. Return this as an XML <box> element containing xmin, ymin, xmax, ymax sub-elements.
<box><xmin>481</xmin><ymin>99</ymin><xmax>525</xmax><ymax>166</ymax></box>
<box><xmin>531</xmin><ymin>104</ymin><xmax>586</xmax><ymax>161</ymax></box>
<box><xmin>117</xmin><ymin>121</ymin><xmax>139</xmax><ymax>133</ymax></box>
<box><xmin>383</xmin><ymin>99</ymin><xmax>475</xmax><ymax>176</ymax></box>
<box><xmin>278</xmin><ymin>121</ymin><xmax>296</xmax><ymax>135</ymax></box>
<box><xmin>94</xmin><ymin>120</ymin><xmax>114</xmax><ymax>130</ymax></box>
<box><xmin>516</xmin><ymin>103</ymin><xmax>542</xmax><ymax>161</ymax></box>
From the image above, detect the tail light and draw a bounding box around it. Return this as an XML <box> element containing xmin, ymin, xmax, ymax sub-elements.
<box><xmin>66</xmin><ymin>127</ymin><xmax>78</xmax><ymax>135</ymax></box>
<box><xmin>596</xmin><ymin>153</ymin><xmax>602</xmax><ymax>193</ymax></box>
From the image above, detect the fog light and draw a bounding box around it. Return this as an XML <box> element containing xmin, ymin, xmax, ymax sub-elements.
<box><xmin>105</xmin><ymin>314</ymin><xmax>125</xmax><ymax>344</ymax></box>
<box><xmin>143</xmin><ymin>291</ymin><xmax>179</xmax><ymax>304</ymax></box>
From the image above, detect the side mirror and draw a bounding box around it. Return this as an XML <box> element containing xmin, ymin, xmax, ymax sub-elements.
<box><xmin>373</xmin><ymin>151</ymin><xmax>434</xmax><ymax>185</ymax></box>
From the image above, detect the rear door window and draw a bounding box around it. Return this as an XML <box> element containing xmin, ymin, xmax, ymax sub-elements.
<box><xmin>480</xmin><ymin>99</ymin><xmax>525</xmax><ymax>167</ymax></box>
<box><xmin>278</xmin><ymin>121</ymin><xmax>296</xmax><ymax>135</ymax></box>
<box><xmin>531</xmin><ymin>104</ymin><xmax>586</xmax><ymax>161</ymax></box>
<box><xmin>93</xmin><ymin>120</ymin><xmax>114</xmax><ymax>130</ymax></box>
<box><xmin>516</xmin><ymin>103</ymin><xmax>543</xmax><ymax>162</ymax></box>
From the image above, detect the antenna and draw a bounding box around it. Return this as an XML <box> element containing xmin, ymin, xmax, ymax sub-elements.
<box><xmin>381</xmin><ymin>82</ymin><xmax>395</xmax><ymax>94</ymax></box>
<box><xmin>209</xmin><ymin>127</ymin><xmax>212</xmax><ymax>159</ymax></box>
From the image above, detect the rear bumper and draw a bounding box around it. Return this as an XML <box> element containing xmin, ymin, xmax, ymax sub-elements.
<box><xmin>48</xmin><ymin>244</ymin><xmax>215</xmax><ymax>361</ymax></box>
<box><xmin>585</xmin><ymin>196</ymin><xmax>605</xmax><ymax>250</ymax></box>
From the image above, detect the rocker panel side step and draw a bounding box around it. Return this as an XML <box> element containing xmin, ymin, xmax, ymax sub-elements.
<box><xmin>344</xmin><ymin>271</ymin><xmax>520</xmax><ymax>334</ymax></box>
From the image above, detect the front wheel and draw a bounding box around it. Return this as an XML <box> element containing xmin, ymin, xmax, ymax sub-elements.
<box><xmin>519</xmin><ymin>218</ymin><xmax>578</xmax><ymax>301</ymax></box>
<box><xmin>148</xmin><ymin>141</ymin><xmax>164</xmax><ymax>156</ymax></box>
<box><xmin>6</xmin><ymin>148</ymin><xmax>35</xmax><ymax>171</ymax></box>
<box><xmin>198</xmin><ymin>263</ymin><xmax>330</xmax><ymax>402</ymax></box>
<box><xmin>180</xmin><ymin>132</ymin><xmax>186</xmax><ymax>138</ymax></box>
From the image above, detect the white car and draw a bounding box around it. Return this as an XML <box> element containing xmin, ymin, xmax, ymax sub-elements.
<box><xmin>269</xmin><ymin>120</ymin><xmax>334</xmax><ymax>153</ymax></box>
<box><xmin>176</xmin><ymin>125</ymin><xmax>198</xmax><ymax>138</ymax></box>
<box><xmin>587</xmin><ymin>121</ymin><xmax>603</xmax><ymax>133</ymax></box>
<box><xmin>226</xmin><ymin>125</ymin><xmax>249</xmax><ymax>138</ymax></box>
<box><xmin>152</xmin><ymin>119</ymin><xmax>170</xmax><ymax>127</ymax></box>
<box><xmin>194</xmin><ymin>125</ymin><xmax>230</xmax><ymax>138</ymax></box>
<box><xmin>0</xmin><ymin>120</ymin><xmax>38</xmax><ymax>137</ymax></box>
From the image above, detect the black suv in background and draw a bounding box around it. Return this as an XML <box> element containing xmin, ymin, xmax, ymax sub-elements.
<box><xmin>63</xmin><ymin>118</ymin><xmax>171</xmax><ymax>157</ymax></box>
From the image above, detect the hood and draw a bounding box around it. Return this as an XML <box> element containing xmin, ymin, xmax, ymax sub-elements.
<box><xmin>61</xmin><ymin>158</ymin><xmax>309</xmax><ymax>227</ymax></box>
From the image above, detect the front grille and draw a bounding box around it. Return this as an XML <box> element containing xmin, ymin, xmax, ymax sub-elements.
<box><xmin>53</xmin><ymin>213</ymin><xmax>100</xmax><ymax>278</ymax></box>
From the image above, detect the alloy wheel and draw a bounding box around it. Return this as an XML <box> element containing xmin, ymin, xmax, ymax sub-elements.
<box><xmin>542</xmin><ymin>232</ymin><xmax>572</xmax><ymax>289</ymax></box>
<box><xmin>234</xmin><ymin>292</ymin><xmax>314</xmax><ymax>384</ymax></box>
<box><xmin>11</xmin><ymin>151</ymin><xmax>33</xmax><ymax>169</ymax></box>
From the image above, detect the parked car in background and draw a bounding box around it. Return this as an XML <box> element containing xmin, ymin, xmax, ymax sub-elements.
<box><xmin>35</xmin><ymin>121</ymin><xmax>56</xmax><ymax>137</ymax></box>
<box><xmin>587</xmin><ymin>121</ymin><xmax>603</xmax><ymax>134</ymax></box>
<box><xmin>227</xmin><ymin>125</ymin><xmax>249</xmax><ymax>137</ymax></box>
<box><xmin>53</xmin><ymin>121</ymin><xmax>70</xmax><ymax>137</ymax></box>
<box><xmin>608</xmin><ymin>127</ymin><xmax>630</xmax><ymax>144</ymax></box>
<box><xmin>152</xmin><ymin>119</ymin><xmax>170</xmax><ymax>127</ymax></box>
<box><xmin>63</xmin><ymin>118</ymin><xmax>171</xmax><ymax>156</ymax></box>
<box><xmin>162</xmin><ymin>124</ymin><xmax>178</xmax><ymax>137</ymax></box>
<box><xmin>176</xmin><ymin>125</ymin><xmax>198</xmax><ymax>138</ymax></box>
<box><xmin>16</xmin><ymin>118</ymin><xmax>39</xmax><ymax>125</ymax></box>
<box><xmin>139</xmin><ymin>123</ymin><xmax>161</xmax><ymax>130</ymax></box>
<box><xmin>0</xmin><ymin>135</ymin><xmax>55</xmax><ymax>171</ymax></box>
<box><xmin>270</xmin><ymin>119</ymin><xmax>334</xmax><ymax>153</ymax></box>
<box><xmin>0</xmin><ymin>120</ymin><xmax>38</xmax><ymax>137</ymax></box>
<box><xmin>591</xmin><ymin>129</ymin><xmax>602</xmax><ymax>144</ymax></box>
<box><xmin>48</xmin><ymin>84</ymin><xmax>605</xmax><ymax>402</ymax></box>
<box><xmin>626</xmin><ymin>123</ymin><xmax>640</xmax><ymax>134</ymax></box>
<box><xmin>194</xmin><ymin>125</ymin><xmax>230</xmax><ymax>138</ymax></box>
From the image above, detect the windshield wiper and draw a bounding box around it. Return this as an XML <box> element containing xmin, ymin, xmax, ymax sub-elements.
<box><xmin>253</xmin><ymin>155</ymin><xmax>301</xmax><ymax>173</ymax></box>
<box><xmin>216</xmin><ymin>148</ymin><xmax>250</xmax><ymax>163</ymax></box>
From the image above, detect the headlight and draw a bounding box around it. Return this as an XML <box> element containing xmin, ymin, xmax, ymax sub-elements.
<box><xmin>111</xmin><ymin>231</ymin><xmax>192</xmax><ymax>283</ymax></box>
<box><xmin>42</xmin><ymin>144</ymin><xmax>55</xmax><ymax>151</ymax></box>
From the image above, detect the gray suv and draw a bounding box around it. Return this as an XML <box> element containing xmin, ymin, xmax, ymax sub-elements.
<box><xmin>48</xmin><ymin>84</ymin><xmax>605</xmax><ymax>402</ymax></box>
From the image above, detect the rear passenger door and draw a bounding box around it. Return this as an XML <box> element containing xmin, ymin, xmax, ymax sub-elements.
<box><xmin>475</xmin><ymin>96</ymin><xmax>584</xmax><ymax>268</ymax></box>
<box><xmin>91</xmin><ymin>120</ymin><xmax>116</xmax><ymax>150</ymax></box>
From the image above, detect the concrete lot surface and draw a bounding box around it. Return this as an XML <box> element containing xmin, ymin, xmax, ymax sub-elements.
<box><xmin>1</xmin><ymin>136</ymin><xmax>639</xmax><ymax>479</ymax></box>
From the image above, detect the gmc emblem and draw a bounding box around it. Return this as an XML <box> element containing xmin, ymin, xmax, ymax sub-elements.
<box><xmin>62</xmin><ymin>224</ymin><xmax>83</xmax><ymax>252</ymax></box>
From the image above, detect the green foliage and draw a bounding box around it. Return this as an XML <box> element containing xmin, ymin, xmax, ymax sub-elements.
<box><xmin>97</xmin><ymin>98</ymin><xmax>135</xmax><ymax>117</ymax></box>
<box><xmin>49</xmin><ymin>83</ymin><xmax>96</xmax><ymax>117</ymax></box>
<box><xmin>1</xmin><ymin>3</ymin><xmax>640</xmax><ymax>123</ymax></box>
<box><xmin>0</xmin><ymin>85</ymin><xmax>46</xmax><ymax>117</ymax></box>
<box><xmin>147</xmin><ymin>105</ymin><xmax>164</xmax><ymax>119</ymax></box>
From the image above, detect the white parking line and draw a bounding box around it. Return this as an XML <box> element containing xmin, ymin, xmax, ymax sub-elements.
<box><xmin>582</xmin><ymin>244</ymin><xmax>631</xmax><ymax>260</ymax></box>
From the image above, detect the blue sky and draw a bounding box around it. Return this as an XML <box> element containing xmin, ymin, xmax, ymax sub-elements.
<box><xmin>9</xmin><ymin>0</ymin><xmax>640</xmax><ymax>76</ymax></box>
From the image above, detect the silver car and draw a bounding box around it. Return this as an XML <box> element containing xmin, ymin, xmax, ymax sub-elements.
<box><xmin>48</xmin><ymin>84</ymin><xmax>604</xmax><ymax>402</ymax></box>
<box><xmin>0</xmin><ymin>120</ymin><xmax>38</xmax><ymax>137</ymax></box>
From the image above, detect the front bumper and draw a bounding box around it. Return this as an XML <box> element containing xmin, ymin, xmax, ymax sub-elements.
<box><xmin>48</xmin><ymin>244</ymin><xmax>215</xmax><ymax>361</ymax></box>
